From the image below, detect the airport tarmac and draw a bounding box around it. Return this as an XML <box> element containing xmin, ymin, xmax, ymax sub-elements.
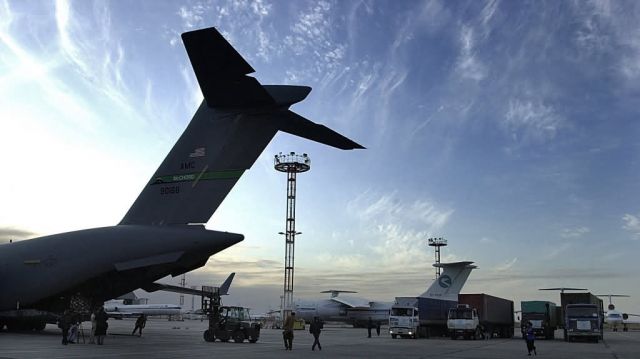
<box><xmin>1</xmin><ymin>319</ymin><xmax>639</xmax><ymax>358</ymax></box>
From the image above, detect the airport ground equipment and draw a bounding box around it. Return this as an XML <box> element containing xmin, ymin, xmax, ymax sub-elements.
<box><xmin>560</xmin><ymin>292</ymin><xmax>603</xmax><ymax>342</ymax></box>
<box><xmin>205</xmin><ymin>305</ymin><xmax>261</xmax><ymax>343</ymax></box>
<box><xmin>389</xmin><ymin>297</ymin><xmax>457</xmax><ymax>338</ymax></box>
<box><xmin>389</xmin><ymin>297</ymin><xmax>419</xmax><ymax>338</ymax></box>
<box><xmin>388</xmin><ymin>262</ymin><xmax>477</xmax><ymax>339</ymax></box>
<box><xmin>448</xmin><ymin>294</ymin><xmax>514</xmax><ymax>339</ymax></box>
<box><xmin>520</xmin><ymin>301</ymin><xmax>558</xmax><ymax>339</ymax></box>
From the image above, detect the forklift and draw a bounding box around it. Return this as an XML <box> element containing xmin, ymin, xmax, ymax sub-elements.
<box><xmin>201</xmin><ymin>287</ymin><xmax>260</xmax><ymax>343</ymax></box>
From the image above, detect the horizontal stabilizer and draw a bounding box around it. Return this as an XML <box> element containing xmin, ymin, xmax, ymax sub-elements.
<box><xmin>330</xmin><ymin>296</ymin><xmax>371</xmax><ymax>308</ymax></box>
<box><xmin>142</xmin><ymin>272</ymin><xmax>235</xmax><ymax>296</ymax></box>
<box><xmin>182</xmin><ymin>28</ymin><xmax>275</xmax><ymax>108</ymax></box>
<box><xmin>277</xmin><ymin>110</ymin><xmax>365</xmax><ymax>150</ymax></box>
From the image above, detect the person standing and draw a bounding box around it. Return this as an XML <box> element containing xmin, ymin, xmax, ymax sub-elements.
<box><xmin>525</xmin><ymin>324</ymin><xmax>537</xmax><ymax>356</ymax></box>
<box><xmin>89</xmin><ymin>310</ymin><xmax>96</xmax><ymax>344</ymax></box>
<box><xmin>58</xmin><ymin>310</ymin><xmax>72</xmax><ymax>345</ymax></box>
<box><xmin>367</xmin><ymin>317</ymin><xmax>373</xmax><ymax>338</ymax></box>
<box><xmin>94</xmin><ymin>306</ymin><xmax>109</xmax><ymax>345</ymax></box>
<box><xmin>282</xmin><ymin>312</ymin><xmax>295</xmax><ymax>350</ymax></box>
<box><xmin>309</xmin><ymin>316</ymin><xmax>323</xmax><ymax>351</ymax></box>
<box><xmin>132</xmin><ymin>314</ymin><xmax>146</xmax><ymax>337</ymax></box>
<box><xmin>376</xmin><ymin>321</ymin><xmax>381</xmax><ymax>336</ymax></box>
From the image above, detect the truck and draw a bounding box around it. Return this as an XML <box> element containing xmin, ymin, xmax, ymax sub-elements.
<box><xmin>560</xmin><ymin>292</ymin><xmax>603</xmax><ymax>343</ymax></box>
<box><xmin>520</xmin><ymin>301</ymin><xmax>558</xmax><ymax>339</ymax></box>
<box><xmin>447</xmin><ymin>294</ymin><xmax>514</xmax><ymax>339</ymax></box>
<box><xmin>388</xmin><ymin>297</ymin><xmax>457</xmax><ymax>338</ymax></box>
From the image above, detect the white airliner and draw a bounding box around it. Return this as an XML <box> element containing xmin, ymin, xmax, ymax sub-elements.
<box><xmin>294</xmin><ymin>290</ymin><xmax>391</xmax><ymax>326</ymax></box>
<box><xmin>104</xmin><ymin>300</ymin><xmax>182</xmax><ymax>318</ymax></box>
<box><xmin>597</xmin><ymin>294</ymin><xmax>640</xmax><ymax>332</ymax></box>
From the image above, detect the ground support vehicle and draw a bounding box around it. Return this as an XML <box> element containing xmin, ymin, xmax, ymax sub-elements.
<box><xmin>448</xmin><ymin>294</ymin><xmax>514</xmax><ymax>340</ymax></box>
<box><xmin>560</xmin><ymin>293</ymin><xmax>603</xmax><ymax>343</ymax></box>
<box><xmin>521</xmin><ymin>301</ymin><xmax>557</xmax><ymax>339</ymax></box>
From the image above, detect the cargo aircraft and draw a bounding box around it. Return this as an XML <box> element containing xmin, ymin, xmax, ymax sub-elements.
<box><xmin>295</xmin><ymin>262</ymin><xmax>476</xmax><ymax>327</ymax></box>
<box><xmin>0</xmin><ymin>27</ymin><xmax>363</xmax><ymax>331</ymax></box>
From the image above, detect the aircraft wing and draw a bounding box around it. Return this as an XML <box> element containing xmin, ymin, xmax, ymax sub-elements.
<box><xmin>330</xmin><ymin>296</ymin><xmax>372</xmax><ymax>309</ymax></box>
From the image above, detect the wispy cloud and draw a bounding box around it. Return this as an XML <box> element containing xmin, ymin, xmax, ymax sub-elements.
<box><xmin>455</xmin><ymin>26</ymin><xmax>487</xmax><ymax>81</ymax></box>
<box><xmin>560</xmin><ymin>226</ymin><xmax>590</xmax><ymax>239</ymax></box>
<box><xmin>622</xmin><ymin>213</ymin><xmax>640</xmax><ymax>239</ymax></box>
<box><xmin>494</xmin><ymin>257</ymin><xmax>518</xmax><ymax>271</ymax></box>
<box><xmin>346</xmin><ymin>190</ymin><xmax>456</xmax><ymax>269</ymax></box>
<box><xmin>503</xmin><ymin>98</ymin><xmax>566</xmax><ymax>145</ymax></box>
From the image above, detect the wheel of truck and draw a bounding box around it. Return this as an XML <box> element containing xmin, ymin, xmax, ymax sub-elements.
<box><xmin>450</xmin><ymin>333</ymin><xmax>456</xmax><ymax>340</ymax></box>
<box><xmin>391</xmin><ymin>334</ymin><xmax>397</xmax><ymax>339</ymax></box>
<box><xmin>203</xmin><ymin>329</ymin><xmax>215</xmax><ymax>342</ymax></box>
<box><xmin>233</xmin><ymin>331</ymin><xmax>246</xmax><ymax>343</ymax></box>
<box><xmin>249</xmin><ymin>337</ymin><xmax>258</xmax><ymax>343</ymax></box>
<box><xmin>473</xmin><ymin>327</ymin><xmax>481</xmax><ymax>340</ymax></box>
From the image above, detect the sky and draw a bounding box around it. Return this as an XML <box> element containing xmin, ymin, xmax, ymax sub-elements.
<box><xmin>1</xmin><ymin>0</ymin><xmax>639</xmax><ymax>314</ymax></box>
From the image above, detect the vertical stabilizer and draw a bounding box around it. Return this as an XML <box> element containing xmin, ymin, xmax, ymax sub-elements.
<box><xmin>119</xmin><ymin>27</ymin><xmax>362</xmax><ymax>226</ymax></box>
<box><xmin>419</xmin><ymin>261</ymin><xmax>476</xmax><ymax>301</ymax></box>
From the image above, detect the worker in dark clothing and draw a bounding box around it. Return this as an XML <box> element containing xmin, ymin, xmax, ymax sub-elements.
<box><xmin>282</xmin><ymin>312</ymin><xmax>295</xmax><ymax>350</ymax></box>
<box><xmin>367</xmin><ymin>317</ymin><xmax>373</xmax><ymax>338</ymax></box>
<box><xmin>58</xmin><ymin>310</ymin><xmax>72</xmax><ymax>345</ymax></box>
<box><xmin>132</xmin><ymin>314</ymin><xmax>146</xmax><ymax>336</ymax></box>
<box><xmin>94</xmin><ymin>307</ymin><xmax>109</xmax><ymax>345</ymax></box>
<box><xmin>376</xmin><ymin>321</ymin><xmax>381</xmax><ymax>336</ymax></box>
<box><xmin>525</xmin><ymin>323</ymin><xmax>537</xmax><ymax>356</ymax></box>
<box><xmin>309</xmin><ymin>316</ymin><xmax>323</xmax><ymax>351</ymax></box>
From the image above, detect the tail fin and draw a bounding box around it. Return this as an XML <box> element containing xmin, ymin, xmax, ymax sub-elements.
<box><xmin>218</xmin><ymin>272</ymin><xmax>235</xmax><ymax>296</ymax></box>
<box><xmin>120</xmin><ymin>27</ymin><xmax>362</xmax><ymax>225</ymax></box>
<box><xmin>419</xmin><ymin>261</ymin><xmax>476</xmax><ymax>301</ymax></box>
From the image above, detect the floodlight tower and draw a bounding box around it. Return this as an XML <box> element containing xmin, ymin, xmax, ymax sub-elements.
<box><xmin>275</xmin><ymin>152</ymin><xmax>310</xmax><ymax>320</ymax></box>
<box><xmin>428</xmin><ymin>237</ymin><xmax>448</xmax><ymax>278</ymax></box>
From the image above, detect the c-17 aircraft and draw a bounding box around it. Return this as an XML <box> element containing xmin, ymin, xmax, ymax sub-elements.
<box><xmin>0</xmin><ymin>27</ymin><xmax>363</xmax><ymax>332</ymax></box>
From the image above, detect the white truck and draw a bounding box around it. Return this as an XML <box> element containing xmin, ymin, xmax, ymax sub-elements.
<box><xmin>388</xmin><ymin>297</ymin><xmax>419</xmax><ymax>339</ymax></box>
<box><xmin>447</xmin><ymin>304</ymin><xmax>483</xmax><ymax>339</ymax></box>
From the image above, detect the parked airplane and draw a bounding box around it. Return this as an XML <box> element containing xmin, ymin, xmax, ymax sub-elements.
<box><xmin>0</xmin><ymin>27</ymin><xmax>362</xmax><ymax>332</ymax></box>
<box><xmin>295</xmin><ymin>290</ymin><xmax>391</xmax><ymax>326</ymax></box>
<box><xmin>597</xmin><ymin>294</ymin><xmax>640</xmax><ymax>332</ymax></box>
<box><xmin>295</xmin><ymin>262</ymin><xmax>476</xmax><ymax>327</ymax></box>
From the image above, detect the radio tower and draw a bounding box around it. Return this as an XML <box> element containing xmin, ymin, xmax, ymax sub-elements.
<box><xmin>275</xmin><ymin>152</ymin><xmax>310</xmax><ymax>320</ymax></box>
<box><xmin>428</xmin><ymin>237</ymin><xmax>447</xmax><ymax>279</ymax></box>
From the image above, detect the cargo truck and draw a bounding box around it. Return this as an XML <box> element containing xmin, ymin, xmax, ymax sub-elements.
<box><xmin>447</xmin><ymin>294</ymin><xmax>514</xmax><ymax>339</ymax></box>
<box><xmin>560</xmin><ymin>292</ymin><xmax>604</xmax><ymax>342</ymax></box>
<box><xmin>520</xmin><ymin>301</ymin><xmax>557</xmax><ymax>339</ymax></box>
<box><xmin>388</xmin><ymin>297</ymin><xmax>457</xmax><ymax>338</ymax></box>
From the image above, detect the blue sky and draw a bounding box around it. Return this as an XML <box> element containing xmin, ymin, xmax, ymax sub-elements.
<box><xmin>1</xmin><ymin>0</ymin><xmax>639</xmax><ymax>313</ymax></box>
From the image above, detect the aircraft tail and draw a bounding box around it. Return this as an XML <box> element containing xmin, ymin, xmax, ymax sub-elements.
<box><xmin>119</xmin><ymin>27</ymin><xmax>362</xmax><ymax>226</ymax></box>
<box><xmin>418</xmin><ymin>261</ymin><xmax>476</xmax><ymax>301</ymax></box>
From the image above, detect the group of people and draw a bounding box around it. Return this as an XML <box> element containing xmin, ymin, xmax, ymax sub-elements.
<box><xmin>282</xmin><ymin>312</ymin><xmax>324</xmax><ymax>351</ymax></box>
<box><xmin>58</xmin><ymin>306</ymin><xmax>109</xmax><ymax>345</ymax></box>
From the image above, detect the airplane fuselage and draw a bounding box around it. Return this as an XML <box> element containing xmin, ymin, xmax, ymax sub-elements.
<box><xmin>0</xmin><ymin>225</ymin><xmax>242</xmax><ymax>314</ymax></box>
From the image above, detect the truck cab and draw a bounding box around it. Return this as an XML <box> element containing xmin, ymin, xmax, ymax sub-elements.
<box><xmin>447</xmin><ymin>304</ymin><xmax>482</xmax><ymax>340</ymax></box>
<box><xmin>388</xmin><ymin>306</ymin><xmax>419</xmax><ymax>339</ymax></box>
<box><xmin>564</xmin><ymin>304</ymin><xmax>602</xmax><ymax>343</ymax></box>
